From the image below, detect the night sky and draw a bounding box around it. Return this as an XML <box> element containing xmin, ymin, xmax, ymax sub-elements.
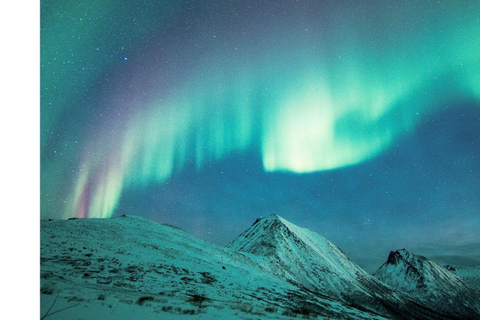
<box><xmin>41</xmin><ymin>0</ymin><xmax>480</xmax><ymax>272</ymax></box>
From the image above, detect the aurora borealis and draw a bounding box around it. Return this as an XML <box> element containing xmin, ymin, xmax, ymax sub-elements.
<box><xmin>41</xmin><ymin>0</ymin><xmax>480</xmax><ymax>271</ymax></box>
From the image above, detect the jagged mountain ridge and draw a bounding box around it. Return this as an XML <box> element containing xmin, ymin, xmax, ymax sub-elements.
<box><xmin>374</xmin><ymin>249</ymin><xmax>480</xmax><ymax>319</ymax></box>
<box><xmin>227</xmin><ymin>214</ymin><xmax>452</xmax><ymax>319</ymax></box>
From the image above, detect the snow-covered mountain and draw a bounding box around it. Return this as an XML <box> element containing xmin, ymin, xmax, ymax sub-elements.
<box><xmin>228</xmin><ymin>214</ymin><xmax>381</xmax><ymax>297</ymax></box>
<box><xmin>445</xmin><ymin>265</ymin><xmax>480</xmax><ymax>290</ymax></box>
<box><xmin>374</xmin><ymin>249</ymin><xmax>480</xmax><ymax>319</ymax></box>
<box><xmin>41</xmin><ymin>215</ymin><xmax>386</xmax><ymax>319</ymax></box>
<box><xmin>40</xmin><ymin>214</ymin><xmax>469</xmax><ymax>319</ymax></box>
<box><xmin>227</xmin><ymin>214</ymin><xmax>450</xmax><ymax>319</ymax></box>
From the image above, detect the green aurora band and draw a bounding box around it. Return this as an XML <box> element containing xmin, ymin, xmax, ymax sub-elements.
<box><xmin>41</xmin><ymin>1</ymin><xmax>480</xmax><ymax>219</ymax></box>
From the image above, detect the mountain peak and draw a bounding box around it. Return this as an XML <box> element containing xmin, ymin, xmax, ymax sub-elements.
<box><xmin>265</xmin><ymin>212</ymin><xmax>281</xmax><ymax>220</ymax></box>
<box><xmin>253</xmin><ymin>213</ymin><xmax>283</xmax><ymax>224</ymax></box>
<box><xmin>228</xmin><ymin>213</ymin><xmax>291</xmax><ymax>256</ymax></box>
<box><xmin>386</xmin><ymin>249</ymin><xmax>427</xmax><ymax>266</ymax></box>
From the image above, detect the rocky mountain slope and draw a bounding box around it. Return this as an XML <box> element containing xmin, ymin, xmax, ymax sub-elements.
<box><xmin>374</xmin><ymin>249</ymin><xmax>480</xmax><ymax>319</ymax></box>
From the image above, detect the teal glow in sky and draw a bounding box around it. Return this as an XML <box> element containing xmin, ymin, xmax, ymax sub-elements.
<box><xmin>41</xmin><ymin>0</ymin><xmax>480</xmax><ymax>270</ymax></box>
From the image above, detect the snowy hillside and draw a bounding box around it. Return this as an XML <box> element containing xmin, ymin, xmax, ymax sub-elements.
<box><xmin>374</xmin><ymin>249</ymin><xmax>480</xmax><ymax>319</ymax></box>
<box><xmin>445</xmin><ymin>265</ymin><xmax>480</xmax><ymax>290</ymax></box>
<box><xmin>40</xmin><ymin>215</ymin><xmax>386</xmax><ymax>320</ymax></box>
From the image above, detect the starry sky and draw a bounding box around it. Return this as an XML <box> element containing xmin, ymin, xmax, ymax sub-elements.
<box><xmin>41</xmin><ymin>0</ymin><xmax>480</xmax><ymax>272</ymax></box>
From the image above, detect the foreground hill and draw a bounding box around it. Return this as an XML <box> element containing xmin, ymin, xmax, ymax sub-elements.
<box><xmin>374</xmin><ymin>249</ymin><xmax>480</xmax><ymax>319</ymax></box>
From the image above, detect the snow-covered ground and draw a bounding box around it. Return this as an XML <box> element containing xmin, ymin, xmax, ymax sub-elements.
<box><xmin>41</xmin><ymin>214</ymin><xmax>478</xmax><ymax>319</ymax></box>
